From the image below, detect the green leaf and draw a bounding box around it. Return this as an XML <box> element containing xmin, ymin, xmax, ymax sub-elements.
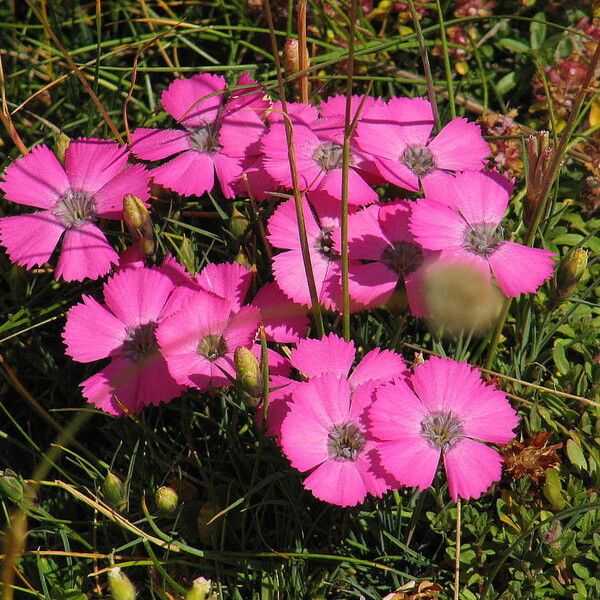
<box><xmin>496</xmin><ymin>71</ymin><xmax>518</xmax><ymax>95</ymax></box>
<box><xmin>498</xmin><ymin>38</ymin><xmax>531</xmax><ymax>54</ymax></box>
<box><xmin>530</xmin><ymin>12</ymin><xmax>547</xmax><ymax>50</ymax></box>
<box><xmin>566</xmin><ymin>439</ymin><xmax>588</xmax><ymax>470</ymax></box>
<box><xmin>552</xmin><ymin>344</ymin><xmax>570</xmax><ymax>375</ymax></box>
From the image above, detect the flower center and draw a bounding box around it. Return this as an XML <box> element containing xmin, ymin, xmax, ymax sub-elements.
<box><xmin>327</xmin><ymin>422</ymin><xmax>366</xmax><ymax>461</ymax></box>
<box><xmin>381</xmin><ymin>241</ymin><xmax>423</xmax><ymax>276</ymax></box>
<box><xmin>317</xmin><ymin>227</ymin><xmax>339</xmax><ymax>259</ymax></box>
<box><xmin>463</xmin><ymin>223</ymin><xmax>504</xmax><ymax>256</ymax></box>
<box><xmin>188</xmin><ymin>124</ymin><xmax>222</xmax><ymax>154</ymax></box>
<box><xmin>313</xmin><ymin>142</ymin><xmax>344</xmax><ymax>172</ymax></box>
<box><xmin>421</xmin><ymin>411</ymin><xmax>464</xmax><ymax>451</ymax></box>
<box><xmin>402</xmin><ymin>145</ymin><xmax>436</xmax><ymax>177</ymax></box>
<box><xmin>53</xmin><ymin>190</ymin><xmax>96</xmax><ymax>228</ymax></box>
<box><xmin>123</xmin><ymin>322</ymin><xmax>159</xmax><ymax>362</ymax></box>
<box><xmin>198</xmin><ymin>334</ymin><xmax>228</xmax><ymax>361</ymax></box>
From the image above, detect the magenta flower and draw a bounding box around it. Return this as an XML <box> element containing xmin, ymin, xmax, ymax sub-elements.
<box><xmin>355</xmin><ymin>97</ymin><xmax>489</xmax><ymax>192</ymax></box>
<box><xmin>345</xmin><ymin>200</ymin><xmax>437</xmax><ymax>315</ymax></box>
<box><xmin>281</xmin><ymin>373</ymin><xmax>396</xmax><ymax>506</ymax></box>
<box><xmin>409</xmin><ymin>170</ymin><xmax>556</xmax><ymax>297</ymax></box>
<box><xmin>63</xmin><ymin>267</ymin><xmax>185</xmax><ymax>416</ymax></box>
<box><xmin>131</xmin><ymin>72</ymin><xmax>266</xmax><ymax>198</ymax></box>
<box><xmin>0</xmin><ymin>139</ymin><xmax>149</xmax><ymax>281</ymax></box>
<box><xmin>156</xmin><ymin>289</ymin><xmax>261</xmax><ymax>391</ymax></box>
<box><xmin>369</xmin><ymin>356</ymin><xmax>519</xmax><ymax>501</ymax></box>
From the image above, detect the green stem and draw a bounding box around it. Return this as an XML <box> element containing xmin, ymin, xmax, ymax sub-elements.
<box><xmin>435</xmin><ymin>0</ymin><xmax>456</xmax><ymax>119</ymax></box>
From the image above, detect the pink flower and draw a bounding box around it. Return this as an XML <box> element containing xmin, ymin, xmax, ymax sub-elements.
<box><xmin>345</xmin><ymin>200</ymin><xmax>437</xmax><ymax>315</ymax></box>
<box><xmin>156</xmin><ymin>289</ymin><xmax>261</xmax><ymax>391</ymax></box>
<box><xmin>355</xmin><ymin>97</ymin><xmax>489</xmax><ymax>192</ymax></box>
<box><xmin>409</xmin><ymin>170</ymin><xmax>556</xmax><ymax>297</ymax></box>
<box><xmin>0</xmin><ymin>139</ymin><xmax>149</xmax><ymax>281</ymax></box>
<box><xmin>131</xmin><ymin>72</ymin><xmax>267</xmax><ymax>198</ymax></box>
<box><xmin>261</xmin><ymin>109</ymin><xmax>378</xmax><ymax>205</ymax></box>
<box><xmin>280</xmin><ymin>373</ymin><xmax>394</xmax><ymax>506</ymax></box>
<box><xmin>369</xmin><ymin>356</ymin><xmax>519</xmax><ymax>501</ymax></box>
<box><xmin>63</xmin><ymin>267</ymin><xmax>185</xmax><ymax>416</ymax></box>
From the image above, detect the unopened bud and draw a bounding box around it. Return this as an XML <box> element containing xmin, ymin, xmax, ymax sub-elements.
<box><xmin>123</xmin><ymin>194</ymin><xmax>152</xmax><ymax>237</ymax></box>
<box><xmin>53</xmin><ymin>133</ymin><xmax>70</xmax><ymax>164</ymax></box>
<box><xmin>543</xmin><ymin>468</ymin><xmax>566</xmax><ymax>511</ymax></box>
<box><xmin>155</xmin><ymin>486</ymin><xmax>179</xmax><ymax>514</ymax></box>
<box><xmin>233</xmin><ymin>250</ymin><xmax>252</xmax><ymax>268</ymax></box>
<box><xmin>283</xmin><ymin>39</ymin><xmax>309</xmax><ymax>75</ymax></box>
<box><xmin>185</xmin><ymin>577</ymin><xmax>212</xmax><ymax>600</ymax></box>
<box><xmin>234</xmin><ymin>347</ymin><xmax>263</xmax><ymax>406</ymax></box>
<box><xmin>551</xmin><ymin>248</ymin><xmax>587</xmax><ymax>304</ymax></box>
<box><xmin>229</xmin><ymin>206</ymin><xmax>249</xmax><ymax>241</ymax></box>
<box><xmin>179</xmin><ymin>236</ymin><xmax>196</xmax><ymax>275</ymax></box>
<box><xmin>525</xmin><ymin>131</ymin><xmax>552</xmax><ymax>228</ymax></box>
<box><xmin>0</xmin><ymin>470</ymin><xmax>24</xmax><ymax>503</ymax></box>
<box><xmin>108</xmin><ymin>568</ymin><xmax>136</xmax><ymax>600</ymax></box>
<box><xmin>102</xmin><ymin>472</ymin><xmax>125</xmax><ymax>510</ymax></box>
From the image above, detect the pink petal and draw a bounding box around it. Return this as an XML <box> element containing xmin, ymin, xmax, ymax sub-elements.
<box><xmin>444</xmin><ymin>439</ymin><xmax>503</xmax><ymax>501</ymax></box>
<box><xmin>280</xmin><ymin>405</ymin><xmax>330</xmax><ymax>471</ymax></box>
<box><xmin>250</xmin><ymin>344</ymin><xmax>292</xmax><ymax>377</ymax></box>
<box><xmin>320</xmin><ymin>94</ymin><xmax>380</xmax><ymax>121</ymax></box>
<box><xmin>130</xmin><ymin>128</ymin><xmax>190</xmax><ymax>161</ymax></box>
<box><xmin>64</xmin><ymin>138</ymin><xmax>129</xmax><ymax>193</ymax></box>
<box><xmin>63</xmin><ymin>295</ymin><xmax>127</xmax><ymax>362</ymax></box>
<box><xmin>291</xmin><ymin>333</ymin><xmax>356</xmax><ymax>379</ymax></box>
<box><xmin>54</xmin><ymin>222</ymin><xmax>118</xmax><ymax>281</ymax></box>
<box><xmin>222</xmin><ymin>305</ymin><xmax>261</xmax><ymax>350</ymax></box>
<box><xmin>0</xmin><ymin>211</ymin><xmax>64</xmax><ymax>269</ymax></box>
<box><xmin>196</xmin><ymin>261</ymin><xmax>253</xmax><ymax>310</ymax></box>
<box><xmin>303</xmin><ymin>459</ymin><xmax>369</xmax><ymax>507</ymax></box>
<box><xmin>350</xmin><ymin>349</ymin><xmax>407</xmax><ymax>388</ymax></box>
<box><xmin>316</xmin><ymin>167</ymin><xmax>378</xmax><ymax>206</ymax></box>
<box><xmin>409</xmin><ymin>199</ymin><xmax>465</xmax><ymax>251</ymax></box>
<box><xmin>103</xmin><ymin>266</ymin><xmax>175</xmax><ymax>328</ymax></box>
<box><xmin>373</xmin><ymin>156</ymin><xmax>420</xmax><ymax>191</ymax></box>
<box><xmin>150</xmin><ymin>151</ymin><xmax>214</xmax><ymax>197</ymax></box>
<box><xmin>118</xmin><ymin>246</ymin><xmax>146</xmax><ymax>270</ymax></box>
<box><xmin>224</xmin><ymin>72</ymin><xmax>270</xmax><ymax>115</ymax></box>
<box><xmin>267</xmin><ymin>197</ymin><xmax>320</xmax><ymax>251</ymax></box>
<box><xmin>390</xmin><ymin>96</ymin><xmax>434</xmax><ymax>146</ymax></box>
<box><xmin>348</xmin><ymin>261</ymin><xmax>397</xmax><ymax>308</ymax></box>
<box><xmin>427</xmin><ymin>118</ymin><xmax>489</xmax><ymax>171</ymax></box>
<box><xmin>0</xmin><ymin>144</ymin><xmax>69</xmax><ymax>208</ymax></box>
<box><xmin>267</xmin><ymin>101</ymin><xmax>319</xmax><ymax>125</ymax></box>
<box><xmin>213</xmin><ymin>153</ymin><xmax>243</xmax><ymax>198</ymax></box>
<box><xmin>354</xmin><ymin>101</ymin><xmax>405</xmax><ymax>160</ymax></box>
<box><xmin>378</xmin><ymin>199</ymin><xmax>413</xmax><ymax>243</ymax></box>
<box><xmin>404</xmin><ymin>266</ymin><xmax>428</xmax><ymax>318</ymax></box>
<box><xmin>488</xmin><ymin>242</ymin><xmax>555</xmax><ymax>297</ymax></box>
<box><xmin>219</xmin><ymin>112</ymin><xmax>266</xmax><ymax>158</ymax></box>
<box><xmin>251</xmin><ymin>281</ymin><xmax>309</xmax><ymax>343</ymax></box>
<box><xmin>161</xmin><ymin>73</ymin><xmax>227</xmax><ymax>126</ymax></box>
<box><xmin>262</xmin><ymin>375</ymin><xmax>294</xmax><ymax>438</ymax></box>
<box><xmin>347</xmin><ymin>204</ymin><xmax>390</xmax><ymax>260</ymax></box>
<box><xmin>94</xmin><ymin>164</ymin><xmax>150</xmax><ymax>219</ymax></box>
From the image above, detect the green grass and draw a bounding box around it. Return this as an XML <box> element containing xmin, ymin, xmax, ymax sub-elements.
<box><xmin>0</xmin><ymin>1</ymin><xmax>599</xmax><ymax>598</ymax></box>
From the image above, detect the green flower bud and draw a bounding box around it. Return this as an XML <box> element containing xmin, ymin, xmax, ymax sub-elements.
<box><xmin>108</xmin><ymin>568</ymin><xmax>136</xmax><ymax>600</ymax></box>
<box><xmin>0</xmin><ymin>470</ymin><xmax>24</xmax><ymax>503</ymax></box>
<box><xmin>102</xmin><ymin>472</ymin><xmax>125</xmax><ymax>510</ymax></box>
<box><xmin>155</xmin><ymin>486</ymin><xmax>179</xmax><ymax>514</ymax></box>
<box><xmin>551</xmin><ymin>248</ymin><xmax>588</xmax><ymax>304</ymax></box>
<box><xmin>123</xmin><ymin>194</ymin><xmax>153</xmax><ymax>238</ymax></box>
<box><xmin>179</xmin><ymin>236</ymin><xmax>197</xmax><ymax>275</ymax></box>
<box><xmin>185</xmin><ymin>577</ymin><xmax>212</xmax><ymax>600</ymax></box>
<box><xmin>543</xmin><ymin>468</ymin><xmax>566</xmax><ymax>511</ymax></box>
<box><xmin>229</xmin><ymin>206</ymin><xmax>249</xmax><ymax>241</ymax></box>
<box><xmin>234</xmin><ymin>346</ymin><xmax>263</xmax><ymax>406</ymax></box>
<box><xmin>53</xmin><ymin>133</ymin><xmax>71</xmax><ymax>164</ymax></box>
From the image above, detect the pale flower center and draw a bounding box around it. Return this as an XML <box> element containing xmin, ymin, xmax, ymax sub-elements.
<box><xmin>402</xmin><ymin>145</ymin><xmax>436</xmax><ymax>177</ymax></box>
<box><xmin>463</xmin><ymin>223</ymin><xmax>504</xmax><ymax>256</ymax></box>
<box><xmin>313</xmin><ymin>142</ymin><xmax>344</xmax><ymax>171</ymax></box>
<box><xmin>123</xmin><ymin>322</ymin><xmax>158</xmax><ymax>362</ymax></box>
<box><xmin>53</xmin><ymin>190</ymin><xmax>96</xmax><ymax>228</ymax></box>
<box><xmin>421</xmin><ymin>411</ymin><xmax>464</xmax><ymax>451</ymax></box>
<box><xmin>317</xmin><ymin>227</ymin><xmax>339</xmax><ymax>259</ymax></box>
<box><xmin>381</xmin><ymin>241</ymin><xmax>423</xmax><ymax>276</ymax></box>
<box><xmin>188</xmin><ymin>124</ymin><xmax>222</xmax><ymax>154</ymax></box>
<box><xmin>198</xmin><ymin>334</ymin><xmax>228</xmax><ymax>361</ymax></box>
<box><xmin>327</xmin><ymin>422</ymin><xmax>366</xmax><ymax>461</ymax></box>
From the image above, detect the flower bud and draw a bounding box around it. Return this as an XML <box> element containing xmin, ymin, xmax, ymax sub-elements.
<box><xmin>179</xmin><ymin>235</ymin><xmax>197</xmax><ymax>275</ymax></box>
<box><xmin>155</xmin><ymin>486</ymin><xmax>179</xmax><ymax>514</ymax></box>
<box><xmin>234</xmin><ymin>347</ymin><xmax>263</xmax><ymax>407</ymax></box>
<box><xmin>108</xmin><ymin>568</ymin><xmax>136</xmax><ymax>600</ymax></box>
<box><xmin>233</xmin><ymin>250</ymin><xmax>252</xmax><ymax>268</ymax></box>
<box><xmin>123</xmin><ymin>194</ymin><xmax>152</xmax><ymax>236</ymax></box>
<box><xmin>229</xmin><ymin>206</ymin><xmax>249</xmax><ymax>241</ymax></box>
<box><xmin>185</xmin><ymin>577</ymin><xmax>212</xmax><ymax>600</ymax></box>
<box><xmin>543</xmin><ymin>468</ymin><xmax>566</xmax><ymax>511</ymax></box>
<box><xmin>551</xmin><ymin>248</ymin><xmax>587</xmax><ymax>304</ymax></box>
<box><xmin>0</xmin><ymin>470</ymin><xmax>24</xmax><ymax>503</ymax></box>
<box><xmin>102</xmin><ymin>472</ymin><xmax>125</xmax><ymax>510</ymax></box>
<box><xmin>524</xmin><ymin>131</ymin><xmax>552</xmax><ymax>228</ymax></box>
<box><xmin>53</xmin><ymin>133</ymin><xmax>71</xmax><ymax>164</ymax></box>
<box><xmin>283</xmin><ymin>39</ymin><xmax>309</xmax><ymax>75</ymax></box>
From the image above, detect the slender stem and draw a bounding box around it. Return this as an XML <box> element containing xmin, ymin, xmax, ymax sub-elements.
<box><xmin>406</xmin><ymin>0</ymin><xmax>440</xmax><ymax>130</ymax></box>
<box><xmin>454</xmin><ymin>499</ymin><xmax>462</xmax><ymax>600</ymax></box>
<box><xmin>435</xmin><ymin>0</ymin><xmax>456</xmax><ymax>119</ymax></box>
<box><xmin>341</xmin><ymin>0</ymin><xmax>357</xmax><ymax>342</ymax></box>
<box><xmin>297</xmin><ymin>0</ymin><xmax>309</xmax><ymax>103</ymax></box>
<box><xmin>263</xmin><ymin>0</ymin><xmax>325</xmax><ymax>337</ymax></box>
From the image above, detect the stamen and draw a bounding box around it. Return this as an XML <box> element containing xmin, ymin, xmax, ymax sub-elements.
<box><xmin>327</xmin><ymin>422</ymin><xmax>366</xmax><ymax>461</ymax></box>
<box><xmin>402</xmin><ymin>145</ymin><xmax>436</xmax><ymax>177</ymax></box>
<box><xmin>123</xmin><ymin>322</ymin><xmax>159</xmax><ymax>362</ymax></box>
<box><xmin>188</xmin><ymin>125</ymin><xmax>222</xmax><ymax>153</ymax></box>
<box><xmin>381</xmin><ymin>242</ymin><xmax>423</xmax><ymax>276</ymax></box>
<box><xmin>198</xmin><ymin>334</ymin><xmax>228</xmax><ymax>361</ymax></box>
<box><xmin>53</xmin><ymin>190</ymin><xmax>96</xmax><ymax>228</ymax></box>
<box><xmin>463</xmin><ymin>223</ymin><xmax>504</xmax><ymax>256</ymax></box>
<box><xmin>317</xmin><ymin>227</ymin><xmax>340</xmax><ymax>259</ymax></box>
<box><xmin>421</xmin><ymin>411</ymin><xmax>464</xmax><ymax>451</ymax></box>
<box><xmin>313</xmin><ymin>142</ymin><xmax>344</xmax><ymax>171</ymax></box>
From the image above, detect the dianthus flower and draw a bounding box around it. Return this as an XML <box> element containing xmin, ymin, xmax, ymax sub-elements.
<box><xmin>409</xmin><ymin>170</ymin><xmax>555</xmax><ymax>297</ymax></box>
<box><xmin>344</xmin><ymin>200</ymin><xmax>436</xmax><ymax>315</ymax></box>
<box><xmin>131</xmin><ymin>72</ymin><xmax>267</xmax><ymax>198</ymax></box>
<box><xmin>261</xmin><ymin>98</ymin><xmax>379</xmax><ymax>205</ymax></box>
<box><xmin>0</xmin><ymin>139</ymin><xmax>149</xmax><ymax>281</ymax></box>
<box><xmin>63</xmin><ymin>267</ymin><xmax>185</xmax><ymax>415</ymax></box>
<box><xmin>355</xmin><ymin>97</ymin><xmax>489</xmax><ymax>192</ymax></box>
<box><xmin>369</xmin><ymin>356</ymin><xmax>519</xmax><ymax>501</ymax></box>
